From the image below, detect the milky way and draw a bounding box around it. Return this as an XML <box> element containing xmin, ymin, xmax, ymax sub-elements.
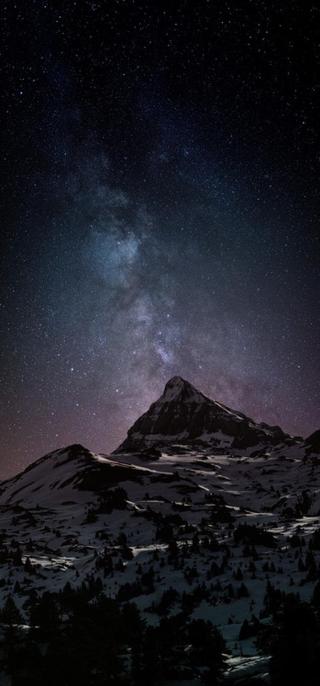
<box><xmin>1</xmin><ymin>2</ymin><xmax>320</xmax><ymax>476</ymax></box>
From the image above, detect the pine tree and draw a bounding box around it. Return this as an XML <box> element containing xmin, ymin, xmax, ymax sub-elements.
<box><xmin>0</xmin><ymin>595</ymin><xmax>22</xmax><ymax>624</ymax></box>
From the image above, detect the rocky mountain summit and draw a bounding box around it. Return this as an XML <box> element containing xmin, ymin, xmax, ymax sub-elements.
<box><xmin>115</xmin><ymin>375</ymin><xmax>297</xmax><ymax>453</ymax></box>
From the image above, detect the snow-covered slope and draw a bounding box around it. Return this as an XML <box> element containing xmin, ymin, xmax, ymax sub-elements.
<box><xmin>0</xmin><ymin>377</ymin><xmax>319</xmax><ymax>682</ymax></box>
<box><xmin>115</xmin><ymin>376</ymin><xmax>297</xmax><ymax>453</ymax></box>
<box><xmin>0</xmin><ymin>443</ymin><xmax>150</xmax><ymax>507</ymax></box>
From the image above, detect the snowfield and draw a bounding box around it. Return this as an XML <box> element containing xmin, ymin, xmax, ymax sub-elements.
<box><xmin>0</xmin><ymin>377</ymin><xmax>319</xmax><ymax>683</ymax></box>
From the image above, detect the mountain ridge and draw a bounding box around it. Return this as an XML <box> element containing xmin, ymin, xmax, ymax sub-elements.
<box><xmin>0</xmin><ymin>376</ymin><xmax>318</xmax><ymax>508</ymax></box>
<box><xmin>115</xmin><ymin>375</ymin><xmax>296</xmax><ymax>454</ymax></box>
<box><xmin>0</xmin><ymin>376</ymin><xmax>319</xmax><ymax>683</ymax></box>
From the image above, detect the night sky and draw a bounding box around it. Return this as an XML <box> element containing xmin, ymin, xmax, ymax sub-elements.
<box><xmin>1</xmin><ymin>1</ymin><xmax>320</xmax><ymax>477</ymax></box>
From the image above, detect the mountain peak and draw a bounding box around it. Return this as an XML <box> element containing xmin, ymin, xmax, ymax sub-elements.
<box><xmin>161</xmin><ymin>376</ymin><xmax>207</xmax><ymax>403</ymax></box>
<box><xmin>164</xmin><ymin>375</ymin><xmax>187</xmax><ymax>390</ymax></box>
<box><xmin>115</xmin><ymin>376</ymin><xmax>290</xmax><ymax>454</ymax></box>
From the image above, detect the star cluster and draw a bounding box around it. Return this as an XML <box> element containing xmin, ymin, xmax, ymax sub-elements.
<box><xmin>0</xmin><ymin>1</ymin><xmax>320</xmax><ymax>476</ymax></box>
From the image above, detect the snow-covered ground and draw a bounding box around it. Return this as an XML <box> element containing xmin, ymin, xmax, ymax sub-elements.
<box><xmin>0</xmin><ymin>444</ymin><xmax>319</xmax><ymax>680</ymax></box>
<box><xmin>0</xmin><ymin>377</ymin><xmax>319</xmax><ymax>683</ymax></box>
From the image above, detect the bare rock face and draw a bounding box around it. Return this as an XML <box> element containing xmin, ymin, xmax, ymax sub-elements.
<box><xmin>114</xmin><ymin>376</ymin><xmax>290</xmax><ymax>453</ymax></box>
<box><xmin>305</xmin><ymin>430</ymin><xmax>320</xmax><ymax>454</ymax></box>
